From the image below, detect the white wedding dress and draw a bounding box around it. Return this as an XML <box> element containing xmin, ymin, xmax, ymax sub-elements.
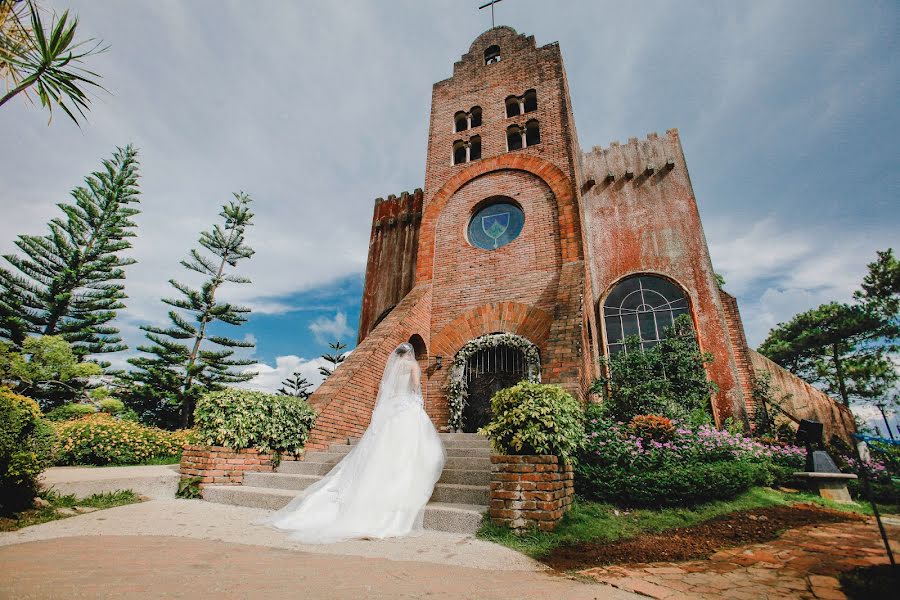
<box><xmin>258</xmin><ymin>343</ymin><xmax>446</xmax><ymax>544</ymax></box>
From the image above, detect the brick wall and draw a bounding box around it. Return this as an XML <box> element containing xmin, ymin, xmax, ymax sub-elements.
<box><xmin>179</xmin><ymin>445</ymin><xmax>275</xmax><ymax>486</ymax></box>
<box><xmin>358</xmin><ymin>189</ymin><xmax>423</xmax><ymax>343</ymax></box>
<box><xmin>305</xmin><ymin>284</ymin><xmax>433</xmax><ymax>449</ymax></box>
<box><xmin>489</xmin><ymin>455</ymin><xmax>574</xmax><ymax>532</ymax></box>
<box><xmin>748</xmin><ymin>350</ymin><xmax>856</xmax><ymax>442</ymax></box>
<box><xmin>720</xmin><ymin>290</ymin><xmax>756</xmax><ymax>420</ymax></box>
<box><xmin>581</xmin><ymin>130</ymin><xmax>748</xmax><ymax>426</ymax></box>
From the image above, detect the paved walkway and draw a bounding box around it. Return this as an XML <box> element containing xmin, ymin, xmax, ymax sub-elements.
<box><xmin>0</xmin><ymin>499</ymin><xmax>639</xmax><ymax>599</ymax></box>
<box><xmin>580</xmin><ymin>519</ymin><xmax>900</xmax><ymax>600</ymax></box>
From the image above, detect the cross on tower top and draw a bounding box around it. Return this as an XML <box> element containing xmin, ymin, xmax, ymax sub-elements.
<box><xmin>478</xmin><ymin>0</ymin><xmax>504</xmax><ymax>29</ymax></box>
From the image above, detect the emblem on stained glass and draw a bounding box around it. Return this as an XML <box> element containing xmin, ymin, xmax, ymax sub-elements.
<box><xmin>467</xmin><ymin>200</ymin><xmax>525</xmax><ymax>251</ymax></box>
<box><xmin>481</xmin><ymin>212</ymin><xmax>510</xmax><ymax>248</ymax></box>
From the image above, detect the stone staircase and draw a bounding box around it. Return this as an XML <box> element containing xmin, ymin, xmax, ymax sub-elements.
<box><xmin>202</xmin><ymin>432</ymin><xmax>491</xmax><ymax>535</ymax></box>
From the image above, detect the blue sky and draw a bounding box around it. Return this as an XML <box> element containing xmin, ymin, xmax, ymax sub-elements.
<box><xmin>2</xmin><ymin>1</ymin><xmax>898</xmax><ymax>410</ymax></box>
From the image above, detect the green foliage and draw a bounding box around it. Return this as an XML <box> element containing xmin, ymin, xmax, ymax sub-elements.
<box><xmin>318</xmin><ymin>341</ymin><xmax>347</xmax><ymax>379</ymax></box>
<box><xmin>591</xmin><ymin>315</ymin><xmax>718</xmax><ymax>422</ymax></box>
<box><xmin>52</xmin><ymin>413</ymin><xmax>192</xmax><ymax>465</ymax></box>
<box><xmin>0</xmin><ymin>387</ymin><xmax>55</xmax><ymax>513</ymax></box>
<box><xmin>478</xmin><ymin>382</ymin><xmax>584</xmax><ymax>461</ymax></box>
<box><xmin>759</xmin><ymin>249</ymin><xmax>899</xmax><ymax>409</ymax></box>
<box><xmin>97</xmin><ymin>398</ymin><xmax>124</xmax><ymax>414</ymax></box>
<box><xmin>0</xmin><ymin>336</ymin><xmax>101</xmax><ymax>409</ymax></box>
<box><xmin>0</xmin><ymin>0</ymin><xmax>107</xmax><ymax>125</ymax></box>
<box><xmin>0</xmin><ymin>146</ymin><xmax>140</xmax><ymax>357</ymax></box>
<box><xmin>575</xmin><ymin>409</ymin><xmax>805</xmax><ymax>508</ymax></box>
<box><xmin>193</xmin><ymin>388</ymin><xmax>316</xmax><ymax>456</ymax></box>
<box><xmin>43</xmin><ymin>402</ymin><xmax>95</xmax><ymax>421</ymax></box>
<box><xmin>120</xmin><ymin>193</ymin><xmax>256</xmax><ymax>428</ymax></box>
<box><xmin>279</xmin><ymin>370</ymin><xmax>313</xmax><ymax>399</ymax></box>
<box><xmin>176</xmin><ymin>476</ymin><xmax>202</xmax><ymax>499</ymax></box>
<box><xmin>1</xmin><ymin>489</ymin><xmax>140</xmax><ymax>531</ymax></box>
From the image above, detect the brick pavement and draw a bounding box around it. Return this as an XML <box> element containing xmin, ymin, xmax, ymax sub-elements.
<box><xmin>579</xmin><ymin>520</ymin><xmax>899</xmax><ymax>599</ymax></box>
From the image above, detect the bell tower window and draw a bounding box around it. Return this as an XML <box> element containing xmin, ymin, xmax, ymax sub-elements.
<box><xmin>505</xmin><ymin>96</ymin><xmax>521</xmax><ymax>118</ymax></box>
<box><xmin>455</xmin><ymin>112</ymin><xmax>469</xmax><ymax>133</ymax></box>
<box><xmin>453</xmin><ymin>141</ymin><xmax>468</xmax><ymax>165</ymax></box>
<box><xmin>484</xmin><ymin>45</ymin><xmax>501</xmax><ymax>65</ymax></box>
<box><xmin>506</xmin><ymin>125</ymin><xmax>523</xmax><ymax>151</ymax></box>
<box><xmin>525</xmin><ymin>120</ymin><xmax>541</xmax><ymax>146</ymax></box>
<box><xmin>470</xmin><ymin>106</ymin><xmax>482</xmax><ymax>128</ymax></box>
<box><xmin>523</xmin><ymin>89</ymin><xmax>538</xmax><ymax>113</ymax></box>
<box><xmin>452</xmin><ymin>137</ymin><xmax>482</xmax><ymax>165</ymax></box>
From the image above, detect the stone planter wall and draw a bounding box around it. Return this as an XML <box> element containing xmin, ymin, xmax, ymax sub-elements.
<box><xmin>489</xmin><ymin>455</ymin><xmax>574</xmax><ymax>532</ymax></box>
<box><xmin>180</xmin><ymin>444</ymin><xmax>278</xmax><ymax>486</ymax></box>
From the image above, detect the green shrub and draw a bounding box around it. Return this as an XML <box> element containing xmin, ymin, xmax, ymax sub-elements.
<box><xmin>53</xmin><ymin>414</ymin><xmax>193</xmax><ymax>465</ymax></box>
<box><xmin>478</xmin><ymin>382</ymin><xmax>584</xmax><ymax>461</ymax></box>
<box><xmin>591</xmin><ymin>315</ymin><xmax>718</xmax><ymax>423</ymax></box>
<box><xmin>575</xmin><ymin>408</ymin><xmax>805</xmax><ymax>508</ymax></box>
<box><xmin>1</xmin><ymin>388</ymin><xmax>56</xmax><ymax>513</ymax></box>
<box><xmin>43</xmin><ymin>403</ymin><xmax>96</xmax><ymax>421</ymax></box>
<box><xmin>176</xmin><ymin>476</ymin><xmax>202</xmax><ymax>499</ymax></box>
<box><xmin>578</xmin><ymin>459</ymin><xmax>771</xmax><ymax>508</ymax></box>
<box><xmin>193</xmin><ymin>389</ymin><xmax>316</xmax><ymax>456</ymax></box>
<box><xmin>97</xmin><ymin>398</ymin><xmax>125</xmax><ymax>415</ymax></box>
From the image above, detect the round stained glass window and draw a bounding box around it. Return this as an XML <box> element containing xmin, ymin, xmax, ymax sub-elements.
<box><xmin>467</xmin><ymin>201</ymin><xmax>525</xmax><ymax>250</ymax></box>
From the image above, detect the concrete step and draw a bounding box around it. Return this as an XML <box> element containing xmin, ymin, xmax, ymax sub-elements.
<box><xmin>202</xmin><ymin>486</ymin><xmax>486</xmax><ymax>534</ymax></box>
<box><xmin>438</xmin><ymin>469</ymin><xmax>491</xmax><ymax>486</ymax></box>
<box><xmin>445</xmin><ymin>456</ymin><xmax>491</xmax><ymax>471</ymax></box>
<box><xmin>277</xmin><ymin>461</ymin><xmax>335</xmax><ymax>476</ymax></box>
<box><xmin>307</xmin><ymin>447</ymin><xmax>490</xmax><ymax>463</ymax></box>
<box><xmin>300</xmin><ymin>452</ymin><xmax>345</xmax><ymax>465</ymax></box>
<box><xmin>347</xmin><ymin>433</ymin><xmax>490</xmax><ymax>446</ymax></box>
<box><xmin>329</xmin><ymin>439</ymin><xmax>491</xmax><ymax>453</ymax></box>
<box><xmin>431</xmin><ymin>483</ymin><xmax>490</xmax><ymax>505</ymax></box>
<box><xmin>243</xmin><ymin>472</ymin><xmax>321</xmax><ymax>491</ymax></box>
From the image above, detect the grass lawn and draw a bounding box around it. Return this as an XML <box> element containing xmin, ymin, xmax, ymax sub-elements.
<box><xmin>53</xmin><ymin>455</ymin><xmax>182</xmax><ymax>468</ymax></box>
<box><xmin>477</xmin><ymin>487</ymin><xmax>874</xmax><ymax>558</ymax></box>
<box><xmin>0</xmin><ymin>490</ymin><xmax>142</xmax><ymax>532</ymax></box>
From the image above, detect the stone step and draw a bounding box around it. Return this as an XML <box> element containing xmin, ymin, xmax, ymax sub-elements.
<box><xmin>430</xmin><ymin>483</ymin><xmax>490</xmax><ymax>505</ymax></box>
<box><xmin>445</xmin><ymin>456</ymin><xmax>491</xmax><ymax>471</ymax></box>
<box><xmin>306</xmin><ymin>447</ymin><xmax>490</xmax><ymax>463</ymax></box>
<box><xmin>438</xmin><ymin>468</ymin><xmax>491</xmax><ymax>486</ymax></box>
<box><xmin>329</xmin><ymin>438</ymin><xmax>491</xmax><ymax>453</ymax></box>
<box><xmin>277</xmin><ymin>461</ymin><xmax>336</xmax><ymax>476</ymax></box>
<box><xmin>202</xmin><ymin>486</ymin><xmax>486</xmax><ymax>534</ymax></box>
<box><xmin>347</xmin><ymin>433</ymin><xmax>490</xmax><ymax>445</ymax></box>
<box><xmin>241</xmin><ymin>473</ymin><xmax>488</xmax><ymax>504</ymax></box>
<box><xmin>243</xmin><ymin>472</ymin><xmax>321</xmax><ymax>491</ymax></box>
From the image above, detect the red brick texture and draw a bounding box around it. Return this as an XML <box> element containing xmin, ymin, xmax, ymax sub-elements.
<box><xmin>720</xmin><ymin>290</ymin><xmax>757</xmax><ymax>420</ymax></box>
<box><xmin>581</xmin><ymin>130</ymin><xmax>749</xmax><ymax>426</ymax></box>
<box><xmin>358</xmin><ymin>189</ymin><xmax>423</xmax><ymax>344</ymax></box>
<box><xmin>489</xmin><ymin>455</ymin><xmax>575</xmax><ymax>532</ymax></box>
<box><xmin>304</xmin><ymin>284</ymin><xmax>433</xmax><ymax>449</ymax></box>
<box><xmin>179</xmin><ymin>445</ymin><xmax>275</xmax><ymax>486</ymax></box>
<box><xmin>748</xmin><ymin>351</ymin><xmax>856</xmax><ymax>442</ymax></box>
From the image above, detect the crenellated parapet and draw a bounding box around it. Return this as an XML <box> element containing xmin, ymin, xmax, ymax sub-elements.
<box><xmin>581</xmin><ymin>129</ymin><xmax>682</xmax><ymax>190</ymax></box>
<box><xmin>358</xmin><ymin>188</ymin><xmax>424</xmax><ymax>343</ymax></box>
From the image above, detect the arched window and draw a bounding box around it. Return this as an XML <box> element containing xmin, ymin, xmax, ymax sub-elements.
<box><xmin>469</xmin><ymin>135</ymin><xmax>481</xmax><ymax>161</ymax></box>
<box><xmin>470</xmin><ymin>106</ymin><xmax>482</xmax><ymax>128</ymax></box>
<box><xmin>484</xmin><ymin>45</ymin><xmax>501</xmax><ymax>65</ymax></box>
<box><xmin>525</xmin><ymin>120</ymin><xmax>541</xmax><ymax>146</ymax></box>
<box><xmin>455</xmin><ymin>111</ymin><xmax>468</xmax><ymax>133</ymax></box>
<box><xmin>505</xmin><ymin>96</ymin><xmax>521</xmax><ymax>118</ymax></box>
<box><xmin>453</xmin><ymin>140</ymin><xmax>467</xmax><ymax>165</ymax></box>
<box><xmin>523</xmin><ymin>89</ymin><xmax>537</xmax><ymax>113</ymax></box>
<box><xmin>408</xmin><ymin>334</ymin><xmax>427</xmax><ymax>360</ymax></box>
<box><xmin>602</xmin><ymin>275</ymin><xmax>691</xmax><ymax>354</ymax></box>
<box><xmin>506</xmin><ymin>125</ymin><xmax>523</xmax><ymax>151</ymax></box>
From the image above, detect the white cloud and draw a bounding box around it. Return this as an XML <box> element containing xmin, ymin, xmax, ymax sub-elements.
<box><xmin>239</xmin><ymin>355</ymin><xmax>329</xmax><ymax>395</ymax></box>
<box><xmin>309</xmin><ymin>311</ymin><xmax>354</xmax><ymax>345</ymax></box>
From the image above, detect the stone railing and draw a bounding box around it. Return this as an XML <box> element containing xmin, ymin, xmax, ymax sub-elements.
<box><xmin>489</xmin><ymin>455</ymin><xmax>574</xmax><ymax>532</ymax></box>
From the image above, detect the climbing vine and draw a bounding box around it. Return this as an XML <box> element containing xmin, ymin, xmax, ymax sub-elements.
<box><xmin>446</xmin><ymin>333</ymin><xmax>541</xmax><ymax>431</ymax></box>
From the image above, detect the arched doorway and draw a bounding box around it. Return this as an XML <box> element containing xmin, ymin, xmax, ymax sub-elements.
<box><xmin>448</xmin><ymin>333</ymin><xmax>541</xmax><ymax>432</ymax></box>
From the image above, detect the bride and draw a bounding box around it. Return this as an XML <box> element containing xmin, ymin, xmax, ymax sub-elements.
<box><xmin>259</xmin><ymin>342</ymin><xmax>446</xmax><ymax>543</ymax></box>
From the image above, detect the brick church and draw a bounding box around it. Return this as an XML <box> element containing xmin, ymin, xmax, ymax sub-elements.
<box><xmin>304</xmin><ymin>27</ymin><xmax>854</xmax><ymax>450</ymax></box>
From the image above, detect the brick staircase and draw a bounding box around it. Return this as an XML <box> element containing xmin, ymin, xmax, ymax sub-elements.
<box><xmin>202</xmin><ymin>433</ymin><xmax>491</xmax><ymax>535</ymax></box>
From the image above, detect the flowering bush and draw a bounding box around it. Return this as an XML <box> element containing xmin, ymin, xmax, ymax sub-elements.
<box><xmin>1</xmin><ymin>388</ymin><xmax>56</xmax><ymax>512</ymax></box>
<box><xmin>628</xmin><ymin>414</ymin><xmax>675</xmax><ymax>441</ymax></box>
<box><xmin>575</xmin><ymin>405</ymin><xmax>806</xmax><ymax>507</ymax></box>
<box><xmin>53</xmin><ymin>414</ymin><xmax>195</xmax><ymax>465</ymax></box>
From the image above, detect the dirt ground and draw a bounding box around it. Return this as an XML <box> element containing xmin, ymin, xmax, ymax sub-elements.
<box><xmin>544</xmin><ymin>503</ymin><xmax>865</xmax><ymax>571</ymax></box>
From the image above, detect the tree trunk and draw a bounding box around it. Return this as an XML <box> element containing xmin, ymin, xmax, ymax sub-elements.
<box><xmin>876</xmin><ymin>404</ymin><xmax>895</xmax><ymax>441</ymax></box>
<box><xmin>832</xmin><ymin>343</ymin><xmax>850</xmax><ymax>406</ymax></box>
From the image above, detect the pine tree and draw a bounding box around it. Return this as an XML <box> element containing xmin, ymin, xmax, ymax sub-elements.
<box><xmin>0</xmin><ymin>145</ymin><xmax>141</xmax><ymax>358</ymax></box>
<box><xmin>121</xmin><ymin>192</ymin><xmax>256</xmax><ymax>428</ymax></box>
<box><xmin>318</xmin><ymin>340</ymin><xmax>347</xmax><ymax>379</ymax></box>
<box><xmin>279</xmin><ymin>370</ymin><xmax>313</xmax><ymax>399</ymax></box>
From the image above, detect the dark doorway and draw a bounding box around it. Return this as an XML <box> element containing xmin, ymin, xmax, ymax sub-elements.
<box><xmin>462</xmin><ymin>344</ymin><xmax>528</xmax><ymax>433</ymax></box>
